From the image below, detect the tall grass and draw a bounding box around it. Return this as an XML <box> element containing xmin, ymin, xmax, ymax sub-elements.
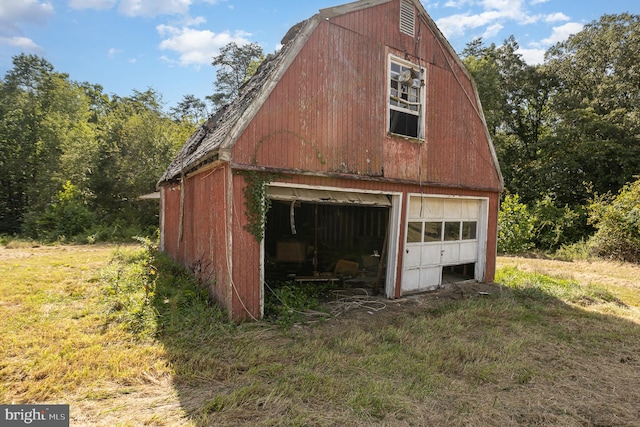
<box><xmin>496</xmin><ymin>266</ymin><xmax>624</xmax><ymax>307</ymax></box>
<box><xmin>2</xmin><ymin>243</ymin><xmax>639</xmax><ymax>425</ymax></box>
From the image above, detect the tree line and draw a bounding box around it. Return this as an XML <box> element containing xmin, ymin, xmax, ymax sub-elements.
<box><xmin>0</xmin><ymin>15</ymin><xmax>638</xmax><ymax>260</ymax></box>
<box><xmin>0</xmin><ymin>42</ymin><xmax>263</xmax><ymax>243</ymax></box>
<box><xmin>461</xmin><ymin>13</ymin><xmax>640</xmax><ymax>261</ymax></box>
<box><xmin>0</xmin><ymin>55</ymin><xmax>195</xmax><ymax>241</ymax></box>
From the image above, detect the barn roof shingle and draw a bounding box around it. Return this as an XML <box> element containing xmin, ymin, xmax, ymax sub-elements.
<box><xmin>158</xmin><ymin>18</ymin><xmax>316</xmax><ymax>184</ymax></box>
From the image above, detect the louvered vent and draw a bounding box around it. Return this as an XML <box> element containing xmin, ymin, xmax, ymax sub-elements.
<box><xmin>399</xmin><ymin>0</ymin><xmax>415</xmax><ymax>37</ymax></box>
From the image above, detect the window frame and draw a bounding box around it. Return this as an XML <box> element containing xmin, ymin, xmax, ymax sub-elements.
<box><xmin>388</xmin><ymin>55</ymin><xmax>425</xmax><ymax>140</ymax></box>
<box><xmin>405</xmin><ymin>220</ymin><xmax>478</xmax><ymax>244</ymax></box>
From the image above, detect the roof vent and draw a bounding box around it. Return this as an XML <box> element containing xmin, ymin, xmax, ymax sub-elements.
<box><xmin>399</xmin><ymin>0</ymin><xmax>415</xmax><ymax>37</ymax></box>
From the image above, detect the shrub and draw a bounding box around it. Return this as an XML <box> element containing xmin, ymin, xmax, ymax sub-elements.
<box><xmin>100</xmin><ymin>236</ymin><xmax>227</xmax><ymax>338</ymax></box>
<box><xmin>22</xmin><ymin>181</ymin><xmax>94</xmax><ymax>241</ymax></box>
<box><xmin>101</xmin><ymin>238</ymin><xmax>159</xmax><ymax>337</ymax></box>
<box><xmin>553</xmin><ymin>239</ymin><xmax>594</xmax><ymax>261</ymax></box>
<box><xmin>498</xmin><ymin>193</ymin><xmax>535</xmax><ymax>254</ymax></box>
<box><xmin>531</xmin><ymin>196</ymin><xmax>586</xmax><ymax>251</ymax></box>
<box><xmin>589</xmin><ymin>178</ymin><xmax>640</xmax><ymax>263</ymax></box>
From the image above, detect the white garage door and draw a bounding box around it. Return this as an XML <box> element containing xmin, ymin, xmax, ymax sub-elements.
<box><xmin>401</xmin><ymin>195</ymin><xmax>487</xmax><ymax>293</ymax></box>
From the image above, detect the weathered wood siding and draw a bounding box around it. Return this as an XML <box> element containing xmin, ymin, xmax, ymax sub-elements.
<box><xmin>164</xmin><ymin>169</ymin><xmax>498</xmax><ymax>321</ymax></box>
<box><xmin>229</xmin><ymin>174</ymin><xmax>261</xmax><ymax>320</ymax></box>
<box><xmin>161</xmin><ymin>0</ymin><xmax>502</xmax><ymax>320</ymax></box>
<box><xmin>233</xmin><ymin>19</ymin><xmax>386</xmax><ymax>176</ymax></box>
<box><xmin>161</xmin><ymin>165</ymin><xmax>240</xmax><ymax>318</ymax></box>
<box><xmin>232</xmin><ymin>0</ymin><xmax>501</xmax><ymax>192</ymax></box>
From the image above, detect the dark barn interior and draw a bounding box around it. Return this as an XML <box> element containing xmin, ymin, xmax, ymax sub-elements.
<box><xmin>264</xmin><ymin>200</ymin><xmax>390</xmax><ymax>294</ymax></box>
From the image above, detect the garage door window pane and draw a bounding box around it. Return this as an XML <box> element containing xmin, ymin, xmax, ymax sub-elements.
<box><xmin>462</xmin><ymin>221</ymin><xmax>477</xmax><ymax>240</ymax></box>
<box><xmin>444</xmin><ymin>221</ymin><xmax>460</xmax><ymax>241</ymax></box>
<box><xmin>407</xmin><ymin>222</ymin><xmax>423</xmax><ymax>243</ymax></box>
<box><xmin>423</xmin><ymin>222</ymin><xmax>442</xmax><ymax>241</ymax></box>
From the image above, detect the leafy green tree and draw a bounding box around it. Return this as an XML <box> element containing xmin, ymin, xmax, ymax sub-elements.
<box><xmin>531</xmin><ymin>196</ymin><xmax>585</xmax><ymax>251</ymax></box>
<box><xmin>465</xmin><ymin>16</ymin><xmax>640</xmax><ymax>251</ymax></box>
<box><xmin>170</xmin><ymin>94</ymin><xmax>209</xmax><ymax>124</ymax></box>
<box><xmin>25</xmin><ymin>181</ymin><xmax>94</xmax><ymax>240</ymax></box>
<box><xmin>208</xmin><ymin>42</ymin><xmax>264</xmax><ymax>110</ymax></box>
<box><xmin>0</xmin><ymin>54</ymin><xmax>91</xmax><ymax>234</ymax></box>
<box><xmin>461</xmin><ymin>38</ymin><xmax>503</xmax><ymax>134</ymax></box>
<box><xmin>498</xmin><ymin>193</ymin><xmax>535</xmax><ymax>254</ymax></box>
<box><xmin>90</xmin><ymin>89</ymin><xmax>193</xmax><ymax>229</ymax></box>
<box><xmin>588</xmin><ymin>178</ymin><xmax>640</xmax><ymax>263</ymax></box>
<box><xmin>462</xmin><ymin>38</ymin><xmax>557</xmax><ymax>205</ymax></box>
<box><xmin>0</xmin><ymin>54</ymin><xmax>195</xmax><ymax>240</ymax></box>
<box><xmin>544</xmin><ymin>13</ymin><xmax>640</xmax><ymax>203</ymax></box>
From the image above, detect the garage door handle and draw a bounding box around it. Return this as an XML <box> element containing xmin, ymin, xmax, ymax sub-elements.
<box><xmin>406</xmin><ymin>249</ymin><xmax>409</xmax><ymax>253</ymax></box>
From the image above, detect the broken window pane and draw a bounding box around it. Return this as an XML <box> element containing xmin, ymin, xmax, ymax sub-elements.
<box><xmin>389</xmin><ymin>59</ymin><xmax>422</xmax><ymax>139</ymax></box>
<box><xmin>390</xmin><ymin>110</ymin><xmax>419</xmax><ymax>138</ymax></box>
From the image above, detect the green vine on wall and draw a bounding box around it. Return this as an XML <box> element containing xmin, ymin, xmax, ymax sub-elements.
<box><xmin>238</xmin><ymin>170</ymin><xmax>278</xmax><ymax>242</ymax></box>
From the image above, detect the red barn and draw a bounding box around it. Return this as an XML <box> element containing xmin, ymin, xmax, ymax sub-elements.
<box><xmin>158</xmin><ymin>0</ymin><xmax>503</xmax><ymax>321</ymax></box>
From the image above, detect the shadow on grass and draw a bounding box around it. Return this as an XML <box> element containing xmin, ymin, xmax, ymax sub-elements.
<box><xmin>150</xmin><ymin>251</ymin><xmax>640</xmax><ymax>427</ymax></box>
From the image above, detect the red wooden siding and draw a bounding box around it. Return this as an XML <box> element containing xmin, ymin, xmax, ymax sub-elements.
<box><xmin>162</xmin><ymin>165</ymin><xmax>238</xmax><ymax>318</ymax></box>
<box><xmin>234</xmin><ymin>20</ymin><xmax>386</xmax><ymax>177</ymax></box>
<box><xmin>229</xmin><ymin>174</ymin><xmax>261</xmax><ymax>320</ymax></box>
<box><xmin>164</xmin><ymin>168</ymin><xmax>498</xmax><ymax>321</ymax></box>
<box><xmin>232</xmin><ymin>0</ymin><xmax>501</xmax><ymax>192</ymax></box>
<box><xmin>161</xmin><ymin>184</ymin><xmax>181</xmax><ymax>262</ymax></box>
<box><xmin>161</xmin><ymin>0</ymin><xmax>502</xmax><ymax>320</ymax></box>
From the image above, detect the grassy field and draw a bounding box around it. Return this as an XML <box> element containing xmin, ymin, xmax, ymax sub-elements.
<box><xmin>1</xmin><ymin>243</ymin><xmax>639</xmax><ymax>426</ymax></box>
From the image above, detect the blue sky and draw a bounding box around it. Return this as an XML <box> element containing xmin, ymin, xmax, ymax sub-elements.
<box><xmin>1</xmin><ymin>0</ymin><xmax>639</xmax><ymax>109</ymax></box>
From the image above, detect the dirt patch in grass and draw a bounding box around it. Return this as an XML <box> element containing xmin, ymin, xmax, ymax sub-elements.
<box><xmin>305</xmin><ymin>280</ymin><xmax>507</xmax><ymax>326</ymax></box>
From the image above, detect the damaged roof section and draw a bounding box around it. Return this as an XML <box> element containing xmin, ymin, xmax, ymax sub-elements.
<box><xmin>158</xmin><ymin>18</ymin><xmax>315</xmax><ymax>184</ymax></box>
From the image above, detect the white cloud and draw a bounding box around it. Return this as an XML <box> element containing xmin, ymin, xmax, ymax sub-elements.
<box><xmin>436</xmin><ymin>0</ymin><xmax>543</xmax><ymax>39</ymax></box>
<box><xmin>182</xmin><ymin>15</ymin><xmax>207</xmax><ymax>26</ymax></box>
<box><xmin>157</xmin><ymin>24</ymin><xmax>251</xmax><ymax>66</ymax></box>
<box><xmin>520</xmin><ymin>22</ymin><xmax>583</xmax><ymax>64</ymax></box>
<box><xmin>481</xmin><ymin>0</ymin><xmax>525</xmax><ymax>19</ymax></box>
<box><xmin>529</xmin><ymin>0</ymin><xmax>549</xmax><ymax>4</ymax></box>
<box><xmin>437</xmin><ymin>11</ymin><xmax>500</xmax><ymax>38</ymax></box>
<box><xmin>108</xmin><ymin>47</ymin><xmax>122</xmax><ymax>58</ymax></box>
<box><xmin>119</xmin><ymin>0</ymin><xmax>192</xmax><ymax>17</ymax></box>
<box><xmin>444</xmin><ymin>0</ymin><xmax>474</xmax><ymax>8</ymax></box>
<box><xmin>0</xmin><ymin>36</ymin><xmax>43</xmax><ymax>52</ymax></box>
<box><xmin>68</xmin><ymin>0</ymin><xmax>116</xmax><ymax>10</ymax></box>
<box><xmin>517</xmin><ymin>47</ymin><xmax>545</xmax><ymax>64</ymax></box>
<box><xmin>0</xmin><ymin>0</ymin><xmax>54</xmax><ymax>36</ymax></box>
<box><xmin>544</xmin><ymin>12</ymin><xmax>569</xmax><ymax>23</ymax></box>
<box><xmin>483</xmin><ymin>22</ymin><xmax>503</xmax><ymax>39</ymax></box>
<box><xmin>540</xmin><ymin>22</ymin><xmax>583</xmax><ymax>45</ymax></box>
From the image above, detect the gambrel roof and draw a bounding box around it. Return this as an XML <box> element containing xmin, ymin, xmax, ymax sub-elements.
<box><xmin>158</xmin><ymin>17</ymin><xmax>316</xmax><ymax>184</ymax></box>
<box><xmin>159</xmin><ymin>0</ymin><xmax>502</xmax><ymax>188</ymax></box>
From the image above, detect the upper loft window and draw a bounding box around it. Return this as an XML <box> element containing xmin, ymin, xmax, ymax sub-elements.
<box><xmin>399</xmin><ymin>0</ymin><xmax>415</xmax><ymax>37</ymax></box>
<box><xmin>389</xmin><ymin>57</ymin><xmax>424</xmax><ymax>139</ymax></box>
